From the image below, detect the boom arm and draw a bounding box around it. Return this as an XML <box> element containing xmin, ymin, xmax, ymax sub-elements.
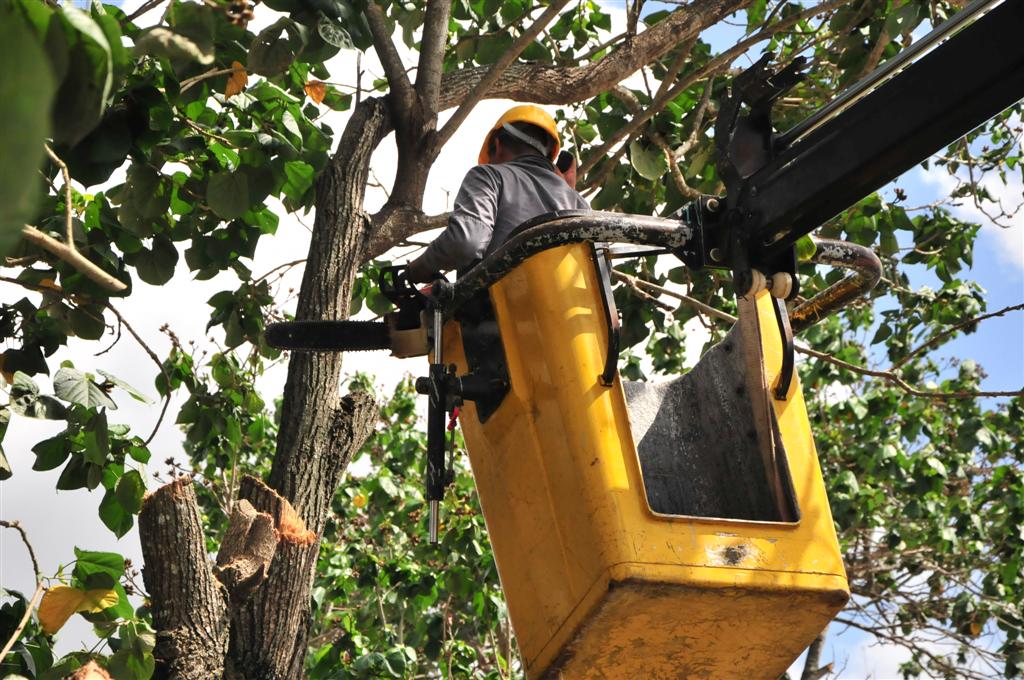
<box><xmin>703</xmin><ymin>0</ymin><xmax>1024</xmax><ymax>295</ymax></box>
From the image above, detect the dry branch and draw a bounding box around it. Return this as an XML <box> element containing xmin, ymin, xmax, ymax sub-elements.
<box><xmin>0</xmin><ymin>520</ymin><xmax>44</xmax><ymax>662</ymax></box>
<box><xmin>21</xmin><ymin>226</ymin><xmax>127</xmax><ymax>293</ymax></box>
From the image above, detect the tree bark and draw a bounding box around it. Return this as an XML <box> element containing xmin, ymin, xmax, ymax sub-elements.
<box><xmin>800</xmin><ymin>628</ymin><xmax>831</xmax><ymax>680</ymax></box>
<box><xmin>139</xmin><ymin>478</ymin><xmax>230</xmax><ymax>680</ymax></box>
<box><xmin>225</xmin><ymin>97</ymin><xmax>388</xmax><ymax>679</ymax></box>
<box><xmin>436</xmin><ymin>0</ymin><xmax>748</xmax><ymax>110</ymax></box>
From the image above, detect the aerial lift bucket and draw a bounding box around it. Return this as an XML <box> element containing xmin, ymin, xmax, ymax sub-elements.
<box><xmin>262</xmin><ymin>4</ymin><xmax>1024</xmax><ymax>675</ymax></box>
<box><xmin>443</xmin><ymin>243</ymin><xmax>848</xmax><ymax>679</ymax></box>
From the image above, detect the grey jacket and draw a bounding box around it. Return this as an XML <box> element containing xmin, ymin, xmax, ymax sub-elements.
<box><xmin>411</xmin><ymin>154</ymin><xmax>589</xmax><ymax>276</ymax></box>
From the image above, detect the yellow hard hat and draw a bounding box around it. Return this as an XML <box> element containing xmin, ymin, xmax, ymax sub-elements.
<box><xmin>478</xmin><ymin>105</ymin><xmax>561</xmax><ymax>164</ymax></box>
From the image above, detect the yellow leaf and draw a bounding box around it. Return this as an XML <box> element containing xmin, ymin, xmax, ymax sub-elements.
<box><xmin>225</xmin><ymin>61</ymin><xmax>248</xmax><ymax>97</ymax></box>
<box><xmin>970</xmin><ymin>621</ymin><xmax>982</xmax><ymax>637</ymax></box>
<box><xmin>304</xmin><ymin>80</ymin><xmax>327</xmax><ymax>105</ymax></box>
<box><xmin>38</xmin><ymin>585</ymin><xmax>119</xmax><ymax>635</ymax></box>
<box><xmin>352</xmin><ymin>493</ymin><xmax>367</xmax><ymax>508</ymax></box>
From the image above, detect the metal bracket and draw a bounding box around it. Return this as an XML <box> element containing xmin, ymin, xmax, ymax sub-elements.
<box><xmin>591</xmin><ymin>244</ymin><xmax>620</xmax><ymax>387</ymax></box>
<box><xmin>771</xmin><ymin>297</ymin><xmax>794</xmax><ymax>401</ymax></box>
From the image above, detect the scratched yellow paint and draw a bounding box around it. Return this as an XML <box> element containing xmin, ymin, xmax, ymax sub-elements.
<box><xmin>444</xmin><ymin>244</ymin><xmax>849</xmax><ymax>679</ymax></box>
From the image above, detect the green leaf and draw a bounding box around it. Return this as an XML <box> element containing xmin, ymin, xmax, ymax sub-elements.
<box><xmin>795</xmin><ymin>235</ymin><xmax>817</xmax><ymax>262</ymax></box>
<box><xmin>82</xmin><ymin>410</ymin><xmax>109</xmax><ymax>466</ymax></box>
<box><xmin>925</xmin><ymin>456</ymin><xmax>947</xmax><ymax>478</ymax></box>
<box><xmin>281</xmin><ymin>160</ymin><xmax>314</xmax><ymax>204</ymax></box>
<box><xmin>207</xmin><ymin>172</ymin><xmax>251</xmax><ymax>220</ymax></box>
<box><xmin>68</xmin><ymin>305</ymin><xmax>106</xmax><ymax>340</ymax></box>
<box><xmin>10</xmin><ymin>372</ymin><xmax>67</xmax><ymax>419</ymax></box>
<box><xmin>99</xmin><ymin>489</ymin><xmax>133</xmax><ymax>537</ymax></box>
<box><xmin>115</xmin><ymin>470</ymin><xmax>146</xmax><ymax>515</ymax></box>
<box><xmin>53</xmin><ymin>366</ymin><xmax>118</xmax><ymax>410</ymax></box>
<box><xmin>836</xmin><ymin>469</ymin><xmax>859</xmax><ymax>494</ymax></box>
<box><xmin>118</xmin><ymin>164</ymin><xmax>170</xmax><ymax>236</ymax></box>
<box><xmin>133</xmin><ymin>235</ymin><xmax>179</xmax><ymax>285</ymax></box>
<box><xmin>108</xmin><ymin>622</ymin><xmax>156</xmax><ymax>680</ymax></box>
<box><xmin>746</xmin><ymin>0</ymin><xmax>767</xmax><ymax>33</ymax></box>
<box><xmin>317</xmin><ymin>14</ymin><xmax>353</xmax><ymax>49</ymax></box>
<box><xmin>97</xmin><ymin>370</ymin><xmax>153</xmax><ymax>404</ymax></box>
<box><xmin>57</xmin><ymin>455</ymin><xmax>89</xmax><ymax>490</ymax></box>
<box><xmin>880</xmin><ymin>229</ymin><xmax>899</xmax><ymax>256</ymax></box>
<box><xmin>629</xmin><ymin>140</ymin><xmax>667</xmax><ymax>180</ymax></box>
<box><xmin>73</xmin><ymin>548</ymin><xmax>125</xmax><ymax>584</ymax></box>
<box><xmin>0</xmin><ymin>9</ymin><xmax>55</xmax><ymax>257</ymax></box>
<box><xmin>51</xmin><ymin>8</ymin><xmax>114</xmax><ymax>146</ymax></box>
<box><xmin>249</xmin><ymin>18</ymin><xmax>306</xmax><ymax>76</ymax></box>
<box><xmin>477</xmin><ymin>32</ymin><xmax>513</xmax><ymax>65</ymax></box>
<box><xmin>32</xmin><ymin>435</ymin><xmax>72</xmax><ymax>471</ymax></box>
<box><xmin>128</xmin><ymin>444</ymin><xmax>151</xmax><ymax>464</ymax></box>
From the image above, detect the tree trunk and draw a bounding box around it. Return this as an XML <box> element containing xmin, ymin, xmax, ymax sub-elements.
<box><xmin>139</xmin><ymin>478</ymin><xmax>230</xmax><ymax>680</ymax></box>
<box><xmin>226</xmin><ymin>97</ymin><xmax>390</xmax><ymax>679</ymax></box>
<box><xmin>140</xmin><ymin>97</ymin><xmax>391</xmax><ymax>680</ymax></box>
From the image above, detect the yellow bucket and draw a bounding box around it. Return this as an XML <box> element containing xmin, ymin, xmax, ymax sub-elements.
<box><xmin>444</xmin><ymin>243</ymin><xmax>848</xmax><ymax>679</ymax></box>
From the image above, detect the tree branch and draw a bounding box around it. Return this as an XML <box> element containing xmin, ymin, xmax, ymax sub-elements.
<box><xmin>800</xmin><ymin>629</ymin><xmax>830</xmax><ymax>680</ymax></box>
<box><xmin>0</xmin><ymin>583</ymin><xmax>44</xmax><ymax>663</ymax></box>
<box><xmin>436</xmin><ymin>0</ymin><xmax>749</xmax><ymax>111</ymax></box>
<box><xmin>580</xmin><ymin>0</ymin><xmax>847</xmax><ymax>177</ymax></box>
<box><xmin>367</xmin><ymin>207</ymin><xmax>449</xmax><ymax>260</ymax></box>
<box><xmin>139</xmin><ymin>478</ymin><xmax>229</xmax><ymax>679</ymax></box>
<box><xmin>893</xmin><ymin>302</ymin><xmax>1024</xmax><ymax>369</ymax></box>
<box><xmin>0</xmin><ymin>519</ymin><xmax>40</xmax><ymax>579</ymax></box>
<box><xmin>434</xmin><ymin>0</ymin><xmax>573</xmax><ymax>152</ymax></box>
<box><xmin>126</xmin><ymin>0</ymin><xmax>165</xmax><ymax>23</ymax></box>
<box><xmin>416</xmin><ymin>0</ymin><xmax>452</xmax><ymax>109</ymax></box>
<box><xmin>26</xmin><ymin>147</ymin><xmax>127</xmax><ymax>293</ymax></box>
<box><xmin>44</xmin><ymin>145</ymin><xmax>73</xmax><ymax>246</ymax></box>
<box><xmin>21</xmin><ymin>227</ymin><xmax>127</xmax><ymax>293</ymax></box>
<box><xmin>833</xmin><ymin>615</ymin><xmax>992</xmax><ymax>680</ymax></box>
<box><xmin>613</xmin><ymin>271</ymin><xmax>1024</xmax><ymax>400</ymax></box>
<box><xmin>364</xmin><ymin>1</ymin><xmax>416</xmax><ymax>118</ymax></box>
<box><xmin>609</xmin><ymin>84</ymin><xmax>701</xmax><ymax>199</ymax></box>
<box><xmin>179</xmin><ymin>67</ymin><xmax>237</xmax><ymax>94</ymax></box>
<box><xmin>0</xmin><ymin>521</ymin><xmax>44</xmax><ymax>661</ymax></box>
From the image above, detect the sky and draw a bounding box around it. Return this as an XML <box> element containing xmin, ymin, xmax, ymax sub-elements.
<box><xmin>1</xmin><ymin>1</ymin><xmax>1022</xmax><ymax>677</ymax></box>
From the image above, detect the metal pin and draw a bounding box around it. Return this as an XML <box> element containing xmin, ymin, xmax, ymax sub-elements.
<box><xmin>432</xmin><ymin>307</ymin><xmax>443</xmax><ymax>360</ymax></box>
<box><xmin>428</xmin><ymin>501</ymin><xmax>440</xmax><ymax>544</ymax></box>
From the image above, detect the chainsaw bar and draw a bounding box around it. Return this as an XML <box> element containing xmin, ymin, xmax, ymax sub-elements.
<box><xmin>264</xmin><ymin>320</ymin><xmax>392</xmax><ymax>352</ymax></box>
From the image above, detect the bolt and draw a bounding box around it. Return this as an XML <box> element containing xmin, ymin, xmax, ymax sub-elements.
<box><xmin>706</xmin><ymin>197</ymin><xmax>721</xmax><ymax>213</ymax></box>
<box><xmin>710</xmin><ymin>247</ymin><xmax>724</xmax><ymax>262</ymax></box>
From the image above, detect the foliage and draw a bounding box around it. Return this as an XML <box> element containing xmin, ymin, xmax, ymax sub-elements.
<box><xmin>0</xmin><ymin>0</ymin><xmax>1021</xmax><ymax>678</ymax></box>
<box><xmin>307</xmin><ymin>379</ymin><xmax>515</xmax><ymax>679</ymax></box>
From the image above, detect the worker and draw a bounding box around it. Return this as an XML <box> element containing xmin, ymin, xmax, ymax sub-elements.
<box><xmin>406</xmin><ymin>105</ymin><xmax>589</xmax><ymax>283</ymax></box>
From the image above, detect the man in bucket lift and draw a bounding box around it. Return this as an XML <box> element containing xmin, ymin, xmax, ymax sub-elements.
<box><xmin>406</xmin><ymin>105</ymin><xmax>588</xmax><ymax>283</ymax></box>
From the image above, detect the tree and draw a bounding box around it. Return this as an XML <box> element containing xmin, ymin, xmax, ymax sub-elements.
<box><xmin>0</xmin><ymin>0</ymin><xmax>1021</xmax><ymax>678</ymax></box>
